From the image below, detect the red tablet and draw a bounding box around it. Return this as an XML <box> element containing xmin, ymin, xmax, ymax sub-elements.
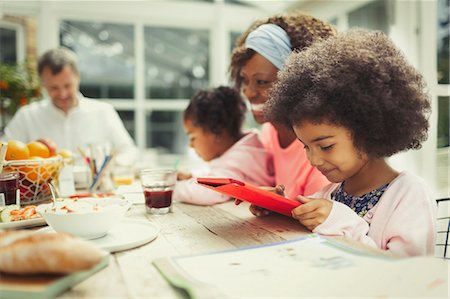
<box><xmin>196</xmin><ymin>178</ymin><xmax>300</xmax><ymax>216</ymax></box>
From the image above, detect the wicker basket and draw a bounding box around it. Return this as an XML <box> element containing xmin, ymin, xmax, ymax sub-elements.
<box><xmin>3</xmin><ymin>156</ymin><xmax>63</xmax><ymax>205</ymax></box>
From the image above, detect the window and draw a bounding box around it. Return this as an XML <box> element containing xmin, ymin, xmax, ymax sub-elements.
<box><xmin>144</xmin><ymin>26</ymin><xmax>209</xmax><ymax>99</ymax></box>
<box><xmin>0</xmin><ymin>27</ymin><xmax>18</xmax><ymax>63</ymax></box>
<box><xmin>60</xmin><ymin>20</ymin><xmax>135</xmax><ymax>99</ymax></box>
<box><xmin>230</xmin><ymin>31</ymin><xmax>241</xmax><ymax>52</ymax></box>
<box><xmin>146</xmin><ymin>111</ymin><xmax>187</xmax><ymax>154</ymax></box>
<box><xmin>348</xmin><ymin>0</ymin><xmax>389</xmax><ymax>33</ymax></box>
<box><xmin>117</xmin><ymin>110</ymin><xmax>136</xmax><ymax>141</ymax></box>
<box><xmin>437</xmin><ymin>0</ymin><xmax>449</xmax><ymax>85</ymax></box>
<box><xmin>437</xmin><ymin>0</ymin><xmax>449</xmax><ymax>149</ymax></box>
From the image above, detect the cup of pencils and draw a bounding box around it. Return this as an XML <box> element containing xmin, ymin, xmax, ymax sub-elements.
<box><xmin>77</xmin><ymin>145</ymin><xmax>115</xmax><ymax>193</ymax></box>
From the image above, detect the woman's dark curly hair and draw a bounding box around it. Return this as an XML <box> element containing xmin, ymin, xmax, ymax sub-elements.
<box><xmin>184</xmin><ymin>86</ymin><xmax>246</xmax><ymax>139</ymax></box>
<box><xmin>265</xmin><ymin>30</ymin><xmax>431</xmax><ymax>158</ymax></box>
<box><xmin>229</xmin><ymin>11</ymin><xmax>336</xmax><ymax>90</ymax></box>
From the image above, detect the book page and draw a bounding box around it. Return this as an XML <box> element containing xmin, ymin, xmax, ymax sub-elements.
<box><xmin>155</xmin><ymin>235</ymin><xmax>448</xmax><ymax>299</ymax></box>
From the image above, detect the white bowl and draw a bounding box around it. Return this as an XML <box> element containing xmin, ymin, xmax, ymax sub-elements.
<box><xmin>36</xmin><ymin>196</ymin><xmax>131</xmax><ymax>239</ymax></box>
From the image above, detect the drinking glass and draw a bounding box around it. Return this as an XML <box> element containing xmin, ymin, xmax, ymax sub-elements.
<box><xmin>140</xmin><ymin>169</ymin><xmax>176</xmax><ymax>215</ymax></box>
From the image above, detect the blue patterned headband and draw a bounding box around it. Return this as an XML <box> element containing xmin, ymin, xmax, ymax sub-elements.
<box><xmin>244</xmin><ymin>23</ymin><xmax>292</xmax><ymax>70</ymax></box>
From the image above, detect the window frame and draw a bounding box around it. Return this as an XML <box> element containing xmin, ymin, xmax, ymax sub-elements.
<box><xmin>0</xmin><ymin>20</ymin><xmax>25</xmax><ymax>63</ymax></box>
<box><xmin>30</xmin><ymin>1</ymin><xmax>266</xmax><ymax>152</ymax></box>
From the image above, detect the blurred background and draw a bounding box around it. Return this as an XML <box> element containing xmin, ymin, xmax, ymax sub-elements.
<box><xmin>0</xmin><ymin>0</ymin><xmax>448</xmax><ymax>197</ymax></box>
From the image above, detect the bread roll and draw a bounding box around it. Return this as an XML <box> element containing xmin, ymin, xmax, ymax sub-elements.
<box><xmin>0</xmin><ymin>230</ymin><xmax>106</xmax><ymax>274</ymax></box>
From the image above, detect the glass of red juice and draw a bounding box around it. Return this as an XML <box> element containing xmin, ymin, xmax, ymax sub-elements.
<box><xmin>140</xmin><ymin>169</ymin><xmax>176</xmax><ymax>215</ymax></box>
<box><xmin>0</xmin><ymin>171</ymin><xmax>20</xmax><ymax>206</ymax></box>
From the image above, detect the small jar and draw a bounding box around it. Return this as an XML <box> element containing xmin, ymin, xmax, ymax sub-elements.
<box><xmin>0</xmin><ymin>171</ymin><xmax>20</xmax><ymax>206</ymax></box>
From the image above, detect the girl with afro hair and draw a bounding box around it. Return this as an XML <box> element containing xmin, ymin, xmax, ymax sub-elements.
<box><xmin>229</xmin><ymin>11</ymin><xmax>335</xmax><ymax>211</ymax></box>
<box><xmin>265</xmin><ymin>30</ymin><xmax>436</xmax><ymax>256</ymax></box>
<box><xmin>173</xmin><ymin>86</ymin><xmax>274</xmax><ymax>205</ymax></box>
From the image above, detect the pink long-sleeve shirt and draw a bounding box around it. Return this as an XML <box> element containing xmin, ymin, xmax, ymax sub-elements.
<box><xmin>311</xmin><ymin>172</ymin><xmax>437</xmax><ymax>257</ymax></box>
<box><xmin>261</xmin><ymin>123</ymin><xmax>329</xmax><ymax>199</ymax></box>
<box><xmin>173</xmin><ymin>131</ymin><xmax>274</xmax><ymax>205</ymax></box>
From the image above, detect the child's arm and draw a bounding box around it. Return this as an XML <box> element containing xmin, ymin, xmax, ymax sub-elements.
<box><xmin>295</xmin><ymin>179</ymin><xmax>437</xmax><ymax>256</ymax></box>
<box><xmin>177</xmin><ymin>171</ymin><xmax>193</xmax><ymax>181</ymax></box>
<box><xmin>173</xmin><ymin>178</ymin><xmax>230</xmax><ymax>205</ymax></box>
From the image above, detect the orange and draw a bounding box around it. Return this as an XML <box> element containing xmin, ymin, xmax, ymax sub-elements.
<box><xmin>37</xmin><ymin>138</ymin><xmax>57</xmax><ymax>157</ymax></box>
<box><xmin>27</xmin><ymin>141</ymin><xmax>50</xmax><ymax>158</ymax></box>
<box><xmin>5</xmin><ymin>140</ymin><xmax>30</xmax><ymax>160</ymax></box>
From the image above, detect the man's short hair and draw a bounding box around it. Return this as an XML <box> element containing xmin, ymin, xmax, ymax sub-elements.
<box><xmin>38</xmin><ymin>47</ymin><xmax>79</xmax><ymax>76</ymax></box>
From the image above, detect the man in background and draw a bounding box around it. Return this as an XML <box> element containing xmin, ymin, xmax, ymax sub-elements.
<box><xmin>2</xmin><ymin>47</ymin><xmax>137</xmax><ymax>161</ymax></box>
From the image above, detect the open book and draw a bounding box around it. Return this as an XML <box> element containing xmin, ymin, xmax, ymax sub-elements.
<box><xmin>153</xmin><ymin>235</ymin><xmax>447</xmax><ymax>299</ymax></box>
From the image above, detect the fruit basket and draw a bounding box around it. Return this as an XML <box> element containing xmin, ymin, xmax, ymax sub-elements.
<box><xmin>3</xmin><ymin>156</ymin><xmax>62</xmax><ymax>205</ymax></box>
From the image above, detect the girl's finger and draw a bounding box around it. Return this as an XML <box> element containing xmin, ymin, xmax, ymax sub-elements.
<box><xmin>275</xmin><ymin>184</ymin><xmax>285</xmax><ymax>196</ymax></box>
<box><xmin>296</xmin><ymin>195</ymin><xmax>312</xmax><ymax>204</ymax></box>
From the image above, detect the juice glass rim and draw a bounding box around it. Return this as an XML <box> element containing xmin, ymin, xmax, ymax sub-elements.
<box><xmin>139</xmin><ymin>169</ymin><xmax>176</xmax><ymax>175</ymax></box>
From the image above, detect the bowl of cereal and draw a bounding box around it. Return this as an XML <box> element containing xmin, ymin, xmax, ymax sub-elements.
<box><xmin>36</xmin><ymin>196</ymin><xmax>131</xmax><ymax>239</ymax></box>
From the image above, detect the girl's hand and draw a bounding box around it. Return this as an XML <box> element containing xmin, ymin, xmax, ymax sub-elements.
<box><xmin>177</xmin><ymin>171</ymin><xmax>192</xmax><ymax>181</ymax></box>
<box><xmin>291</xmin><ymin>196</ymin><xmax>333</xmax><ymax>231</ymax></box>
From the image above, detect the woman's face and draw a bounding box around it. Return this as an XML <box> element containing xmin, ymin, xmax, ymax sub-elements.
<box><xmin>240</xmin><ymin>53</ymin><xmax>278</xmax><ymax>124</ymax></box>
<box><xmin>293</xmin><ymin>121</ymin><xmax>369</xmax><ymax>183</ymax></box>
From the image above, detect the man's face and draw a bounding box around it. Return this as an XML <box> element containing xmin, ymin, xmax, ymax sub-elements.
<box><xmin>40</xmin><ymin>65</ymin><xmax>80</xmax><ymax>113</ymax></box>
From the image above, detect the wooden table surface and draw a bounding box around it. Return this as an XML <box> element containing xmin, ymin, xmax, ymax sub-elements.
<box><xmin>56</xmin><ymin>200</ymin><xmax>317</xmax><ymax>298</ymax></box>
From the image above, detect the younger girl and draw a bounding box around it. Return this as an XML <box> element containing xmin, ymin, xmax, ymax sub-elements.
<box><xmin>173</xmin><ymin>86</ymin><xmax>274</xmax><ymax>205</ymax></box>
<box><xmin>265</xmin><ymin>30</ymin><xmax>436</xmax><ymax>256</ymax></box>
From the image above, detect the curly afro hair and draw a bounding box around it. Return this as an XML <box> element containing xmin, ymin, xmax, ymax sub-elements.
<box><xmin>229</xmin><ymin>11</ymin><xmax>336</xmax><ymax>90</ymax></box>
<box><xmin>265</xmin><ymin>30</ymin><xmax>431</xmax><ymax>158</ymax></box>
<box><xmin>184</xmin><ymin>86</ymin><xmax>247</xmax><ymax>139</ymax></box>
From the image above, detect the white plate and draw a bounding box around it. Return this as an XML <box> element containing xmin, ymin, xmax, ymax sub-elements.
<box><xmin>0</xmin><ymin>217</ymin><xmax>46</xmax><ymax>230</ymax></box>
<box><xmin>116</xmin><ymin>183</ymin><xmax>144</xmax><ymax>205</ymax></box>
<box><xmin>36</xmin><ymin>219</ymin><xmax>159</xmax><ymax>253</ymax></box>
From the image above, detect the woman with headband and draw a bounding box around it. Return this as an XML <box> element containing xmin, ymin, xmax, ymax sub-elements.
<box><xmin>230</xmin><ymin>12</ymin><xmax>335</xmax><ymax>215</ymax></box>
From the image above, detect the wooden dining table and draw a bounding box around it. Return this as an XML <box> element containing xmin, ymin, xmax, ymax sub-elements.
<box><xmin>54</xmin><ymin>199</ymin><xmax>396</xmax><ymax>299</ymax></box>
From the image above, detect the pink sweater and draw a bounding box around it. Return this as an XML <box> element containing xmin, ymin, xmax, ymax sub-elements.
<box><xmin>173</xmin><ymin>131</ymin><xmax>274</xmax><ymax>205</ymax></box>
<box><xmin>261</xmin><ymin>123</ymin><xmax>329</xmax><ymax>199</ymax></box>
<box><xmin>311</xmin><ymin>172</ymin><xmax>437</xmax><ymax>257</ymax></box>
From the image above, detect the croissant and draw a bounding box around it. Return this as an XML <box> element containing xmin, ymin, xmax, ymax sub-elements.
<box><xmin>0</xmin><ymin>230</ymin><xmax>106</xmax><ymax>274</ymax></box>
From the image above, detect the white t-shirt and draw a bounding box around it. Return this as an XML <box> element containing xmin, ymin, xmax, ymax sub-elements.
<box><xmin>2</xmin><ymin>94</ymin><xmax>137</xmax><ymax>160</ymax></box>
